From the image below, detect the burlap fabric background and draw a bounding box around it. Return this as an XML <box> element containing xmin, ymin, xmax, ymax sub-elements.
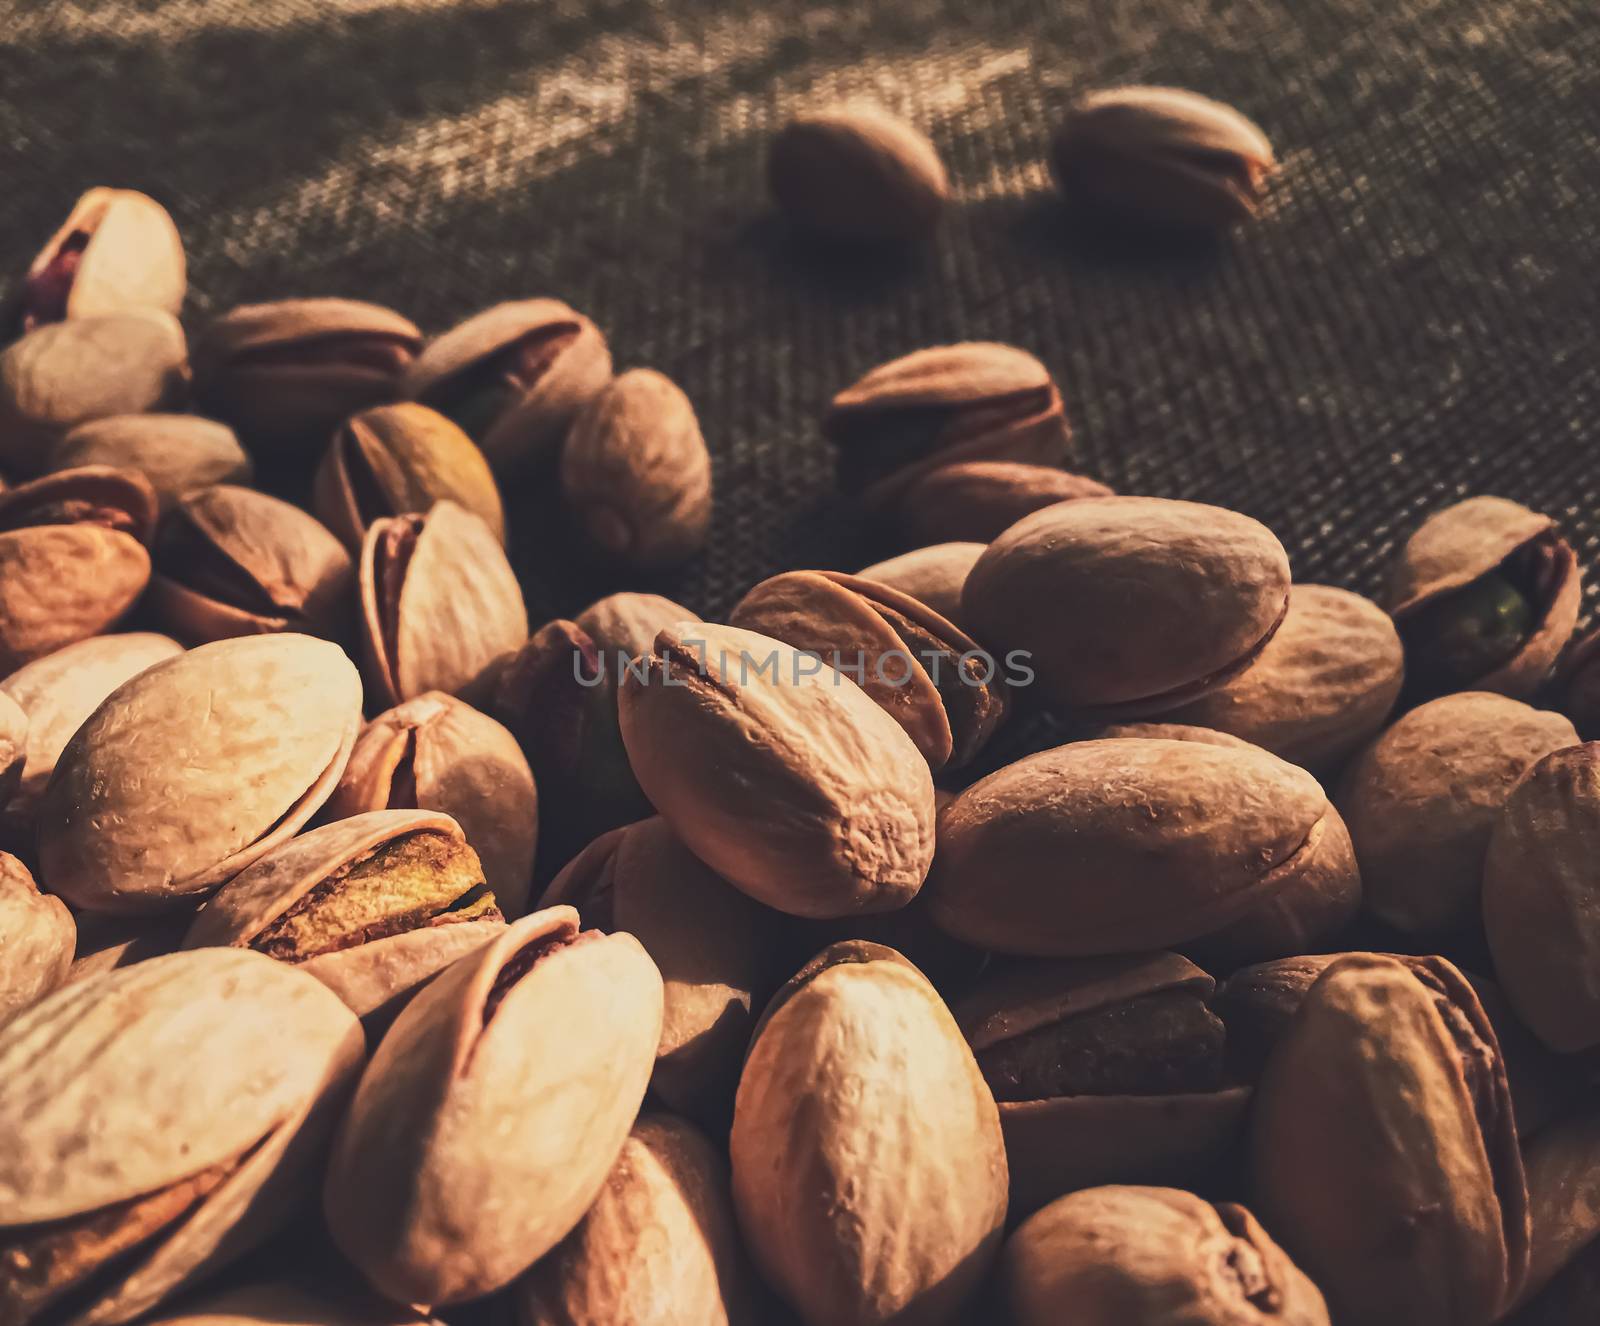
<box><xmin>3</xmin><ymin>0</ymin><xmax>1598</xmax><ymax>624</ymax></box>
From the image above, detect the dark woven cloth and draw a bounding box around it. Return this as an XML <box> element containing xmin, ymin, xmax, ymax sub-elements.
<box><xmin>3</xmin><ymin>0</ymin><xmax>1598</xmax><ymax>622</ymax></box>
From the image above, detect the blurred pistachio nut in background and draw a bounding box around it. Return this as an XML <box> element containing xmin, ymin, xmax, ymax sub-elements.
<box><xmin>892</xmin><ymin>458</ymin><xmax>1112</xmax><ymax>547</ymax></box>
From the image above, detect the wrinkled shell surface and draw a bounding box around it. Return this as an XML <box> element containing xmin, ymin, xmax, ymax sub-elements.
<box><xmin>0</xmin><ymin>851</ymin><xmax>74</xmax><ymax>1023</ymax></box>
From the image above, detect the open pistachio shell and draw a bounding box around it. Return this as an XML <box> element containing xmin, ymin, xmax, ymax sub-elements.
<box><xmin>51</xmin><ymin>415</ymin><xmax>252</xmax><ymax>512</ymax></box>
<box><xmin>38</xmin><ymin>634</ymin><xmax>362</xmax><ymax>913</ymax></box>
<box><xmin>324</xmin><ymin>906</ymin><xmax>663</xmax><ymax>1305</ymax></box>
<box><xmin>856</xmin><ymin>541</ymin><xmax>985</xmax><ymax>630</ymax></box>
<box><xmin>0</xmin><ymin>851</ymin><xmax>74</xmax><ymax>1023</ymax></box>
<box><xmin>0</xmin><ymin>948</ymin><xmax>364</xmax><ymax>1326</ymax></box>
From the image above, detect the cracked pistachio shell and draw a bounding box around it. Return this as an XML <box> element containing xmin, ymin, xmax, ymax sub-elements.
<box><xmin>928</xmin><ymin>737</ymin><xmax>1339</xmax><ymax>956</ymax></box>
<box><xmin>322</xmin><ymin>692</ymin><xmax>537</xmax><ymax>917</ymax></box>
<box><xmin>1336</xmin><ymin>692</ymin><xmax>1577</xmax><ymax>936</ymax></box>
<box><xmin>1515</xmin><ymin>1114</ymin><xmax>1600</xmax><ymax>1311</ymax></box>
<box><xmin>731</xmin><ymin>941</ymin><xmax>1007</xmax><ymax>1326</ymax></box>
<box><xmin>1004</xmin><ymin>1186</ymin><xmax>1328</xmax><ymax>1326</ymax></box>
<box><xmin>516</xmin><ymin>1112</ymin><xmax>756</xmax><ymax>1326</ymax></box>
<box><xmin>730</xmin><ymin>568</ymin><xmax>1007</xmax><ymax>771</ymax></box>
<box><xmin>619</xmin><ymin>622</ymin><xmax>936</xmax><ymax>919</ymax></box>
<box><xmin>1248</xmin><ymin>953</ymin><xmax>1530</xmax><ymax>1326</ymax></box>
<box><xmin>1166</xmin><ymin>584</ymin><xmax>1405</xmax><ymax>771</ymax></box>
<box><xmin>0</xmin><ymin>311</ymin><xmax>189</xmax><ymax>470</ymax></box>
<box><xmin>51</xmin><ymin>415</ymin><xmax>252</xmax><ymax>512</ymax></box>
<box><xmin>964</xmin><ymin>496</ymin><xmax>1291</xmax><ymax>715</ymax></box>
<box><xmin>1483</xmin><ymin>743</ymin><xmax>1600</xmax><ymax>1052</ymax></box>
<box><xmin>0</xmin><ymin>632</ymin><xmax>182</xmax><ymax>845</ymax></box>
<box><xmin>184</xmin><ymin>808</ymin><xmax>503</xmax><ymax>1022</ymax></box>
<box><xmin>0</xmin><ymin>851</ymin><xmax>74</xmax><ymax>1023</ymax></box>
<box><xmin>38</xmin><ymin>633</ymin><xmax>362</xmax><ymax>913</ymax></box>
<box><xmin>149</xmin><ymin>484</ymin><xmax>354</xmax><ymax>644</ymax></box>
<box><xmin>0</xmin><ymin>948</ymin><xmax>365</xmax><ymax>1326</ymax></box>
<box><xmin>405</xmin><ymin>300</ymin><xmax>613</xmax><ymax>475</ymax></box>
<box><xmin>313</xmin><ymin>402</ymin><xmax>503</xmax><ymax>552</ymax></box>
<box><xmin>1386</xmin><ymin>497</ymin><xmax>1581</xmax><ymax>701</ymax></box>
<box><xmin>325</xmin><ymin>906</ymin><xmax>663</xmax><ymax>1306</ymax></box>
<box><xmin>856</xmin><ymin>542</ymin><xmax>985</xmax><ymax>630</ymax></box>
<box><xmin>0</xmin><ymin>465</ymin><xmax>158</xmax><ymax>673</ymax></box>
<box><xmin>895</xmin><ymin>460</ymin><xmax>1113</xmax><ymax>547</ymax></box>
<box><xmin>560</xmin><ymin>369</ymin><xmax>712</xmax><ymax>570</ymax></box>
<box><xmin>359</xmin><ymin>501</ymin><xmax>527</xmax><ymax>708</ymax></box>
<box><xmin>768</xmin><ymin>107</ymin><xmax>948</xmax><ymax>242</ymax></box>
<box><xmin>141</xmin><ymin>1282</ymin><xmax>441</xmax><ymax>1326</ymax></box>
<box><xmin>8</xmin><ymin>189</ymin><xmax>184</xmax><ymax>336</ymax></box>
<box><xmin>542</xmin><ymin>816</ymin><xmax>782</xmax><ymax>1128</ymax></box>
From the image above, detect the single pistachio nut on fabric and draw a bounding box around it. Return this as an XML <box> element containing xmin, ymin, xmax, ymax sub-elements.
<box><xmin>320</xmin><ymin>691</ymin><xmax>537</xmax><ymax>918</ymax></box>
<box><xmin>184</xmin><ymin>808</ymin><xmax>505</xmax><ymax>1022</ymax></box>
<box><xmin>404</xmin><ymin>299</ymin><xmax>612</xmax><ymax>475</ymax></box>
<box><xmin>50</xmin><ymin>414</ymin><xmax>253</xmax><ymax>512</ymax></box>
<box><xmin>559</xmin><ymin>368</ymin><xmax>712</xmax><ymax>571</ymax></box>
<box><xmin>192</xmin><ymin>298</ymin><xmax>422</xmax><ymax>460</ymax></box>
<box><xmin>731</xmin><ymin>941</ymin><xmax>1008</xmax><ymax>1326</ymax></box>
<box><xmin>619</xmin><ymin>621</ymin><xmax>937</xmax><ymax>918</ymax></box>
<box><xmin>313</xmin><ymin>401</ymin><xmax>504</xmax><ymax>552</ymax></box>
<box><xmin>824</xmin><ymin>342</ymin><xmax>1071</xmax><ymax>509</ymax></box>
<box><xmin>768</xmin><ymin>106</ymin><xmax>949</xmax><ymax>242</ymax></box>
<box><xmin>1336</xmin><ymin>690</ymin><xmax>1577</xmax><ymax>936</ymax></box>
<box><xmin>962</xmin><ymin>495</ymin><xmax>1291</xmax><ymax>717</ymax></box>
<box><xmin>1051</xmin><ymin>86</ymin><xmax>1275</xmax><ymax>232</ymax></box>
<box><xmin>323</xmin><ymin>905</ymin><xmax>663</xmax><ymax>1306</ymax></box>
<box><xmin>0</xmin><ymin>311</ymin><xmax>189</xmax><ymax>471</ymax></box>
<box><xmin>0</xmin><ymin>465</ymin><xmax>159</xmax><ymax>674</ymax></box>
<box><xmin>5</xmin><ymin>188</ymin><xmax>185</xmax><ymax>339</ymax></box>
<box><xmin>37</xmin><ymin>633</ymin><xmax>362</xmax><ymax>913</ymax></box>
<box><xmin>1385</xmin><ymin>496</ymin><xmax>1580</xmax><ymax>703</ymax></box>
<box><xmin>139</xmin><ymin>1282</ymin><xmax>443</xmax><ymax>1326</ymax></box>
<box><xmin>955</xmin><ymin>952</ymin><xmax>1251</xmax><ymax>1219</ymax></box>
<box><xmin>515</xmin><ymin>1112</ymin><xmax>758</xmax><ymax>1326</ymax></box>
<box><xmin>0</xmin><ymin>851</ymin><xmax>74</xmax><ymax>1024</ymax></box>
<box><xmin>856</xmin><ymin>541</ymin><xmax>986</xmax><ymax>629</ymax></box>
<box><xmin>894</xmin><ymin>460</ymin><xmax>1113</xmax><ymax>547</ymax></box>
<box><xmin>1003</xmin><ymin>1185</ymin><xmax>1330</xmax><ymax>1326</ymax></box>
<box><xmin>0</xmin><ymin>947</ymin><xmax>365</xmax><ymax>1326</ymax></box>
<box><xmin>1248</xmin><ymin>953</ymin><xmax>1530</xmax><ymax>1326</ymax></box>
<box><xmin>147</xmin><ymin>484</ymin><xmax>354</xmax><ymax>645</ymax></box>
<box><xmin>356</xmin><ymin>500</ymin><xmax>527</xmax><ymax>708</ymax></box>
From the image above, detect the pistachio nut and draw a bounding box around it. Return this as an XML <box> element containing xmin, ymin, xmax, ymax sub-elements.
<box><xmin>185</xmin><ymin>808</ymin><xmax>504</xmax><ymax>1020</ymax></box>
<box><xmin>619</xmin><ymin>621</ymin><xmax>937</xmax><ymax>918</ymax></box>
<box><xmin>730</xmin><ymin>941</ymin><xmax>1007</xmax><ymax>1326</ymax></box>
<box><xmin>929</xmin><ymin>737</ymin><xmax>1347</xmax><ymax>957</ymax></box>
<box><xmin>895</xmin><ymin>459</ymin><xmax>1113</xmax><ymax>546</ymax></box>
<box><xmin>855</xmin><ymin>541</ymin><xmax>985</xmax><ymax>629</ymax></box>
<box><xmin>321</xmin><ymin>692</ymin><xmax>537</xmax><ymax>917</ymax></box>
<box><xmin>0</xmin><ymin>632</ymin><xmax>182</xmax><ymax>846</ymax></box>
<box><xmin>542</xmin><ymin>815</ymin><xmax>781</xmax><ymax>1126</ymax></box>
<box><xmin>768</xmin><ymin>106</ymin><xmax>948</xmax><ymax>242</ymax></box>
<box><xmin>1483</xmin><ymin>742</ymin><xmax>1600</xmax><ymax>1052</ymax></box>
<box><xmin>963</xmin><ymin>496</ymin><xmax>1291</xmax><ymax>715</ymax></box>
<box><xmin>192</xmin><ymin>298</ymin><xmax>422</xmax><ymax>458</ymax></box>
<box><xmin>1005</xmin><ymin>1185</ymin><xmax>1327</xmax><ymax>1325</ymax></box>
<box><xmin>559</xmin><ymin>368</ymin><xmax>712</xmax><ymax>570</ymax></box>
<box><xmin>38</xmin><ymin>633</ymin><xmax>362</xmax><ymax>912</ymax></box>
<box><xmin>1516</xmin><ymin>1114</ymin><xmax>1600</xmax><ymax>1311</ymax></box>
<box><xmin>404</xmin><ymin>300</ymin><xmax>613</xmax><ymax>475</ymax></box>
<box><xmin>324</xmin><ymin>905</ymin><xmax>663</xmax><ymax>1305</ymax></box>
<box><xmin>1248</xmin><ymin>953</ymin><xmax>1530</xmax><ymax>1326</ymax></box>
<box><xmin>148</xmin><ymin>484</ymin><xmax>354</xmax><ymax>644</ymax></box>
<box><xmin>0</xmin><ymin>851</ymin><xmax>74</xmax><ymax>1022</ymax></box>
<box><xmin>64</xmin><ymin>910</ymin><xmax>194</xmax><ymax>985</ymax></box>
<box><xmin>515</xmin><ymin>1112</ymin><xmax>755</xmax><ymax>1326</ymax></box>
<box><xmin>1050</xmin><ymin>86</ymin><xmax>1275</xmax><ymax>231</ymax></box>
<box><xmin>729</xmin><ymin>568</ymin><xmax>1007</xmax><ymax>770</ymax></box>
<box><xmin>313</xmin><ymin>401</ymin><xmax>503</xmax><ymax>552</ymax></box>
<box><xmin>1556</xmin><ymin>623</ymin><xmax>1600</xmax><ymax>738</ymax></box>
<box><xmin>1385</xmin><ymin>496</ymin><xmax>1580</xmax><ymax>702</ymax></box>
<box><xmin>6</xmin><ymin>188</ymin><xmax>185</xmax><ymax>337</ymax></box>
<box><xmin>141</xmin><ymin>1282</ymin><xmax>441</xmax><ymax>1326</ymax></box>
<box><xmin>0</xmin><ymin>465</ymin><xmax>158</xmax><ymax>673</ymax></box>
<box><xmin>0</xmin><ymin>687</ymin><xmax>24</xmax><ymax>809</ymax></box>
<box><xmin>956</xmin><ymin>952</ymin><xmax>1249</xmax><ymax>1217</ymax></box>
<box><xmin>824</xmin><ymin>343</ymin><xmax>1071</xmax><ymax>507</ymax></box>
<box><xmin>1336</xmin><ymin>691</ymin><xmax>1577</xmax><ymax>935</ymax></box>
<box><xmin>50</xmin><ymin>415</ymin><xmax>253</xmax><ymax>512</ymax></box>
<box><xmin>357</xmin><ymin>500</ymin><xmax>527</xmax><ymax>708</ymax></box>
<box><xmin>0</xmin><ymin>311</ymin><xmax>188</xmax><ymax>470</ymax></box>
<box><xmin>1165</xmin><ymin>584</ymin><xmax>1405</xmax><ymax>771</ymax></box>
<box><xmin>0</xmin><ymin>947</ymin><xmax>365</xmax><ymax>1326</ymax></box>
